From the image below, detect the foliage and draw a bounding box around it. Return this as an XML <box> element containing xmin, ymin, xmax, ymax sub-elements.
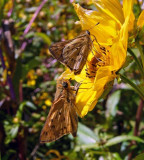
<box><xmin>0</xmin><ymin>0</ymin><xmax>144</xmax><ymax>160</ymax></box>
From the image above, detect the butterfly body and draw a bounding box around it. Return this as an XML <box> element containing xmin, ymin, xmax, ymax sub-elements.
<box><xmin>40</xmin><ymin>79</ymin><xmax>78</xmax><ymax>143</ymax></box>
<box><xmin>49</xmin><ymin>31</ymin><xmax>93</xmax><ymax>74</ymax></box>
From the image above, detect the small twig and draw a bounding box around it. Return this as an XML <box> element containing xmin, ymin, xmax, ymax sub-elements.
<box><xmin>2</xmin><ymin>19</ymin><xmax>16</xmax><ymax>73</ymax></box>
<box><xmin>134</xmin><ymin>100</ymin><xmax>143</xmax><ymax>136</ymax></box>
<box><xmin>23</xmin><ymin>0</ymin><xmax>48</xmax><ymax>36</ymax></box>
<box><xmin>19</xmin><ymin>0</ymin><xmax>48</xmax><ymax>54</ymax></box>
<box><xmin>128</xmin><ymin>99</ymin><xmax>144</xmax><ymax>160</ymax></box>
<box><xmin>19</xmin><ymin>80</ymin><xmax>23</xmax><ymax>102</ymax></box>
<box><xmin>30</xmin><ymin>143</ymin><xmax>40</xmax><ymax>158</ymax></box>
<box><xmin>17</xmin><ymin>127</ymin><xmax>27</xmax><ymax>160</ymax></box>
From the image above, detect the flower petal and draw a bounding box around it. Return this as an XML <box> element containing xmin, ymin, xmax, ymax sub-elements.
<box><xmin>93</xmin><ymin>66</ymin><xmax>116</xmax><ymax>90</ymax></box>
<box><xmin>73</xmin><ymin>3</ymin><xmax>119</xmax><ymax>45</ymax></box>
<box><xmin>123</xmin><ymin>0</ymin><xmax>133</xmax><ymax>19</ymax></box>
<box><xmin>137</xmin><ymin>10</ymin><xmax>144</xmax><ymax>28</ymax></box>
<box><xmin>75</xmin><ymin>82</ymin><xmax>98</xmax><ymax>117</ymax></box>
<box><xmin>93</xmin><ymin>0</ymin><xmax>124</xmax><ymax>24</ymax></box>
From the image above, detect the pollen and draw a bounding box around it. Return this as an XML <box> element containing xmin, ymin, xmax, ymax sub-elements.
<box><xmin>85</xmin><ymin>45</ymin><xmax>111</xmax><ymax>78</ymax></box>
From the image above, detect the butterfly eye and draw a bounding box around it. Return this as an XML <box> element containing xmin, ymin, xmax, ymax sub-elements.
<box><xmin>62</xmin><ymin>82</ymin><xmax>68</xmax><ymax>88</ymax></box>
<box><xmin>86</xmin><ymin>30</ymin><xmax>90</xmax><ymax>35</ymax></box>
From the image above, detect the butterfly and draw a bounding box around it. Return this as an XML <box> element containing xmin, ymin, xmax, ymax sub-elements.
<box><xmin>40</xmin><ymin>79</ymin><xmax>79</xmax><ymax>143</ymax></box>
<box><xmin>49</xmin><ymin>30</ymin><xmax>93</xmax><ymax>75</ymax></box>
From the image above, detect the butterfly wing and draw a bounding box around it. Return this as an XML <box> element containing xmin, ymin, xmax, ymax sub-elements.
<box><xmin>73</xmin><ymin>44</ymin><xmax>90</xmax><ymax>74</ymax></box>
<box><xmin>49</xmin><ymin>40</ymin><xmax>73</xmax><ymax>62</ymax></box>
<box><xmin>68</xmin><ymin>99</ymin><xmax>78</xmax><ymax>137</ymax></box>
<box><xmin>40</xmin><ymin>95</ymin><xmax>78</xmax><ymax>143</ymax></box>
<box><xmin>64</xmin><ymin>91</ymin><xmax>78</xmax><ymax>137</ymax></box>
<box><xmin>40</xmin><ymin>98</ymin><xmax>66</xmax><ymax>143</ymax></box>
<box><xmin>49</xmin><ymin>32</ymin><xmax>92</xmax><ymax>74</ymax></box>
<box><xmin>62</xmin><ymin>36</ymin><xmax>90</xmax><ymax>72</ymax></box>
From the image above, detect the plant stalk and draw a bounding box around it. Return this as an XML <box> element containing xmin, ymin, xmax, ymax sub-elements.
<box><xmin>120</xmin><ymin>74</ymin><xmax>144</xmax><ymax>100</ymax></box>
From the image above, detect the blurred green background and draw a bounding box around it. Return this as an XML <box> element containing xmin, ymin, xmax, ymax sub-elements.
<box><xmin>0</xmin><ymin>0</ymin><xmax>144</xmax><ymax>160</ymax></box>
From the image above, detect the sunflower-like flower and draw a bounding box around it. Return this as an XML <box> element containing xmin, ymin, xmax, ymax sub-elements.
<box><xmin>60</xmin><ymin>0</ymin><xmax>133</xmax><ymax>117</ymax></box>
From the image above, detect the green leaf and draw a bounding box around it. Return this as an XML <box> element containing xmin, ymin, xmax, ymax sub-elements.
<box><xmin>128</xmin><ymin>48</ymin><xmax>144</xmax><ymax>78</ymax></box>
<box><xmin>77</xmin><ymin>122</ymin><xmax>99</xmax><ymax>145</ymax></box>
<box><xmin>136</xmin><ymin>42</ymin><xmax>144</xmax><ymax>71</ymax></box>
<box><xmin>24</xmin><ymin>32</ymin><xmax>35</xmax><ymax>38</ymax></box>
<box><xmin>4</xmin><ymin>123</ymin><xmax>19</xmax><ymax>144</ymax></box>
<box><xmin>10</xmin><ymin>125</ymin><xmax>19</xmax><ymax>139</ymax></box>
<box><xmin>104</xmin><ymin>135</ymin><xmax>144</xmax><ymax>147</ymax></box>
<box><xmin>35</xmin><ymin>32</ymin><xmax>51</xmax><ymax>45</ymax></box>
<box><xmin>122</xmin><ymin>55</ymin><xmax>133</xmax><ymax>68</ymax></box>
<box><xmin>16</xmin><ymin>101</ymin><xmax>36</xmax><ymax>119</ymax></box>
<box><xmin>100</xmin><ymin>80</ymin><xmax>114</xmax><ymax>99</ymax></box>
<box><xmin>75</xmin><ymin>135</ymin><xmax>144</xmax><ymax>151</ymax></box>
<box><xmin>106</xmin><ymin>90</ymin><xmax>121</xmax><ymax>118</ymax></box>
<box><xmin>25</xmin><ymin>101</ymin><xmax>37</xmax><ymax>110</ymax></box>
<box><xmin>134</xmin><ymin>153</ymin><xmax>144</xmax><ymax>160</ymax></box>
<box><xmin>120</xmin><ymin>74</ymin><xmax>144</xmax><ymax>100</ymax></box>
<box><xmin>74</xmin><ymin>143</ymin><xmax>100</xmax><ymax>151</ymax></box>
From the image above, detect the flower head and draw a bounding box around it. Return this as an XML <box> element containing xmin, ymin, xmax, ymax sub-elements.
<box><xmin>60</xmin><ymin>0</ymin><xmax>133</xmax><ymax>117</ymax></box>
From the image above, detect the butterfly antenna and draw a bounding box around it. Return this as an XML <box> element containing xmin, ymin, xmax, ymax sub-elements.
<box><xmin>87</xmin><ymin>22</ymin><xmax>100</xmax><ymax>31</ymax></box>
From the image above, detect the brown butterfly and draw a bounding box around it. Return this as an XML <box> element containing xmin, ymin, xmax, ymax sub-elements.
<box><xmin>40</xmin><ymin>79</ymin><xmax>79</xmax><ymax>143</ymax></box>
<box><xmin>49</xmin><ymin>30</ymin><xmax>93</xmax><ymax>75</ymax></box>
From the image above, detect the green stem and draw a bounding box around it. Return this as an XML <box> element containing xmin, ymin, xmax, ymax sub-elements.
<box><xmin>120</xmin><ymin>74</ymin><xmax>144</xmax><ymax>100</ymax></box>
<box><xmin>128</xmin><ymin>48</ymin><xmax>144</xmax><ymax>78</ymax></box>
<box><xmin>136</xmin><ymin>42</ymin><xmax>144</xmax><ymax>70</ymax></box>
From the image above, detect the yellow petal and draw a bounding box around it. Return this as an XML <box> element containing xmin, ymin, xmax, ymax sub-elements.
<box><xmin>73</xmin><ymin>3</ymin><xmax>119</xmax><ymax>45</ymax></box>
<box><xmin>120</xmin><ymin>16</ymin><xmax>129</xmax><ymax>49</ymax></box>
<box><xmin>123</xmin><ymin>0</ymin><xmax>133</xmax><ymax>19</ymax></box>
<box><xmin>110</xmin><ymin>41</ymin><xmax>126</xmax><ymax>70</ymax></box>
<box><xmin>123</xmin><ymin>0</ymin><xmax>134</xmax><ymax>32</ymax></box>
<box><xmin>128</xmin><ymin>11</ymin><xmax>135</xmax><ymax>32</ymax></box>
<box><xmin>93</xmin><ymin>66</ymin><xmax>116</xmax><ymax>90</ymax></box>
<box><xmin>75</xmin><ymin>66</ymin><xmax>116</xmax><ymax>117</ymax></box>
<box><xmin>58</xmin><ymin>69</ymin><xmax>74</xmax><ymax>80</ymax></box>
<box><xmin>75</xmin><ymin>82</ymin><xmax>98</xmax><ymax>117</ymax></box>
<box><xmin>93</xmin><ymin>0</ymin><xmax>124</xmax><ymax>24</ymax></box>
<box><xmin>137</xmin><ymin>10</ymin><xmax>144</xmax><ymax>28</ymax></box>
<box><xmin>109</xmin><ymin>17</ymin><xmax>129</xmax><ymax>70</ymax></box>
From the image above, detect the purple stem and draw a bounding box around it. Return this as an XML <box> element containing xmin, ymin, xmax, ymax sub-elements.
<box><xmin>20</xmin><ymin>0</ymin><xmax>48</xmax><ymax>53</ymax></box>
<box><xmin>20</xmin><ymin>41</ymin><xmax>27</xmax><ymax>52</ymax></box>
<box><xmin>7</xmin><ymin>0</ymin><xmax>15</xmax><ymax>18</ymax></box>
<box><xmin>0</xmin><ymin>48</ymin><xmax>16</xmax><ymax>100</ymax></box>
<box><xmin>23</xmin><ymin>0</ymin><xmax>48</xmax><ymax>36</ymax></box>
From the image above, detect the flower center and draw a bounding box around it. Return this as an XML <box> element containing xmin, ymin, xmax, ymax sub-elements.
<box><xmin>85</xmin><ymin>45</ymin><xmax>111</xmax><ymax>78</ymax></box>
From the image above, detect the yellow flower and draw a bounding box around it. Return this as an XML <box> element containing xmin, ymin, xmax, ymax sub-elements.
<box><xmin>40</xmin><ymin>92</ymin><xmax>49</xmax><ymax>100</ymax></box>
<box><xmin>27</xmin><ymin>79</ymin><xmax>36</xmax><ymax>86</ymax></box>
<box><xmin>27</xmin><ymin>69</ymin><xmax>37</xmax><ymax>86</ymax></box>
<box><xmin>42</xmin><ymin>105</ymin><xmax>47</xmax><ymax>110</ymax></box>
<box><xmin>60</xmin><ymin>0</ymin><xmax>133</xmax><ymax>117</ymax></box>
<box><xmin>44</xmin><ymin>99</ymin><xmax>52</xmax><ymax>106</ymax></box>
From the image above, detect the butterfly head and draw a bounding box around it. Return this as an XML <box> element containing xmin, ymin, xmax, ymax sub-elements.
<box><xmin>62</xmin><ymin>82</ymin><xmax>68</xmax><ymax>88</ymax></box>
<box><xmin>86</xmin><ymin>30</ymin><xmax>90</xmax><ymax>35</ymax></box>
